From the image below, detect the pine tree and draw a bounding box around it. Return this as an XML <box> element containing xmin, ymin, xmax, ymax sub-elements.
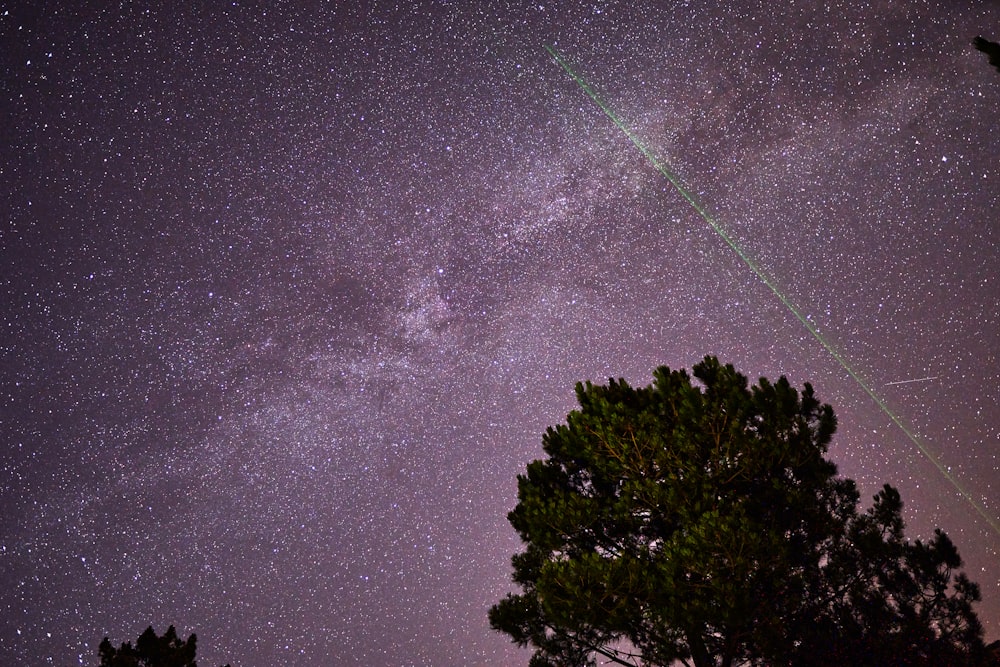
<box><xmin>97</xmin><ymin>625</ymin><xmax>230</xmax><ymax>667</ymax></box>
<box><xmin>490</xmin><ymin>357</ymin><xmax>987</xmax><ymax>667</ymax></box>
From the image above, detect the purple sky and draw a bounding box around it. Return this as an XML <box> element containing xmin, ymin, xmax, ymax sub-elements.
<box><xmin>2</xmin><ymin>2</ymin><xmax>998</xmax><ymax>665</ymax></box>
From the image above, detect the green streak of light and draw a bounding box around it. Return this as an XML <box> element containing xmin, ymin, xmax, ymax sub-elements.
<box><xmin>544</xmin><ymin>45</ymin><xmax>1000</xmax><ymax>537</ymax></box>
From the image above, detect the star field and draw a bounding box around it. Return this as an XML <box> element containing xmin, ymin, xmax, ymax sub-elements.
<box><xmin>2</xmin><ymin>2</ymin><xmax>999</xmax><ymax>665</ymax></box>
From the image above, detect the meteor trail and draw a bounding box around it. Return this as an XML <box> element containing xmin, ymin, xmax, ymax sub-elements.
<box><xmin>544</xmin><ymin>45</ymin><xmax>1000</xmax><ymax>537</ymax></box>
<box><xmin>885</xmin><ymin>376</ymin><xmax>939</xmax><ymax>386</ymax></box>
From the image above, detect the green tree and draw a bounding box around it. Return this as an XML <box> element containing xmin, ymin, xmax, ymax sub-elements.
<box><xmin>490</xmin><ymin>357</ymin><xmax>986</xmax><ymax>667</ymax></box>
<box><xmin>98</xmin><ymin>625</ymin><xmax>230</xmax><ymax>667</ymax></box>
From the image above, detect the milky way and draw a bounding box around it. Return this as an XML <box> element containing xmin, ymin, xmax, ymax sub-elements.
<box><xmin>2</xmin><ymin>2</ymin><xmax>999</xmax><ymax>665</ymax></box>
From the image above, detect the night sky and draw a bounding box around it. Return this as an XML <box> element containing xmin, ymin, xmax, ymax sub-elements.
<box><xmin>2</xmin><ymin>1</ymin><xmax>999</xmax><ymax>665</ymax></box>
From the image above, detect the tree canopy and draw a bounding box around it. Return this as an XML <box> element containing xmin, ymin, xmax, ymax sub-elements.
<box><xmin>490</xmin><ymin>357</ymin><xmax>987</xmax><ymax>667</ymax></box>
<box><xmin>98</xmin><ymin>625</ymin><xmax>229</xmax><ymax>667</ymax></box>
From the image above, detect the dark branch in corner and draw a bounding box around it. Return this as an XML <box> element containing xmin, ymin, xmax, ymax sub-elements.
<box><xmin>973</xmin><ymin>36</ymin><xmax>1000</xmax><ymax>73</ymax></box>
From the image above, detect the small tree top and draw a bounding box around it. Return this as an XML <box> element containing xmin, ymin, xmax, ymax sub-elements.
<box><xmin>97</xmin><ymin>624</ymin><xmax>231</xmax><ymax>667</ymax></box>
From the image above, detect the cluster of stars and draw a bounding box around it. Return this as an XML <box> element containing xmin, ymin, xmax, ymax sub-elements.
<box><xmin>2</xmin><ymin>1</ymin><xmax>999</xmax><ymax>665</ymax></box>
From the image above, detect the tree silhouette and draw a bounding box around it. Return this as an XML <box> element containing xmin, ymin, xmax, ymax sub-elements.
<box><xmin>490</xmin><ymin>357</ymin><xmax>988</xmax><ymax>667</ymax></box>
<box><xmin>98</xmin><ymin>625</ymin><xmax>230</xmax><ymax>667</ymax></box>
<box><xmin>973</xmin><ymin>36</ymin><xmax>1000</xmax><ymax>74</ymax></box>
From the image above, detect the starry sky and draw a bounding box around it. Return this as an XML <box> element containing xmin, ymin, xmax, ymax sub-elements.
<box><xmin>2</xmin><ymin>1</ymin><xmax>999</xmax><ymax>665</ymax></box>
